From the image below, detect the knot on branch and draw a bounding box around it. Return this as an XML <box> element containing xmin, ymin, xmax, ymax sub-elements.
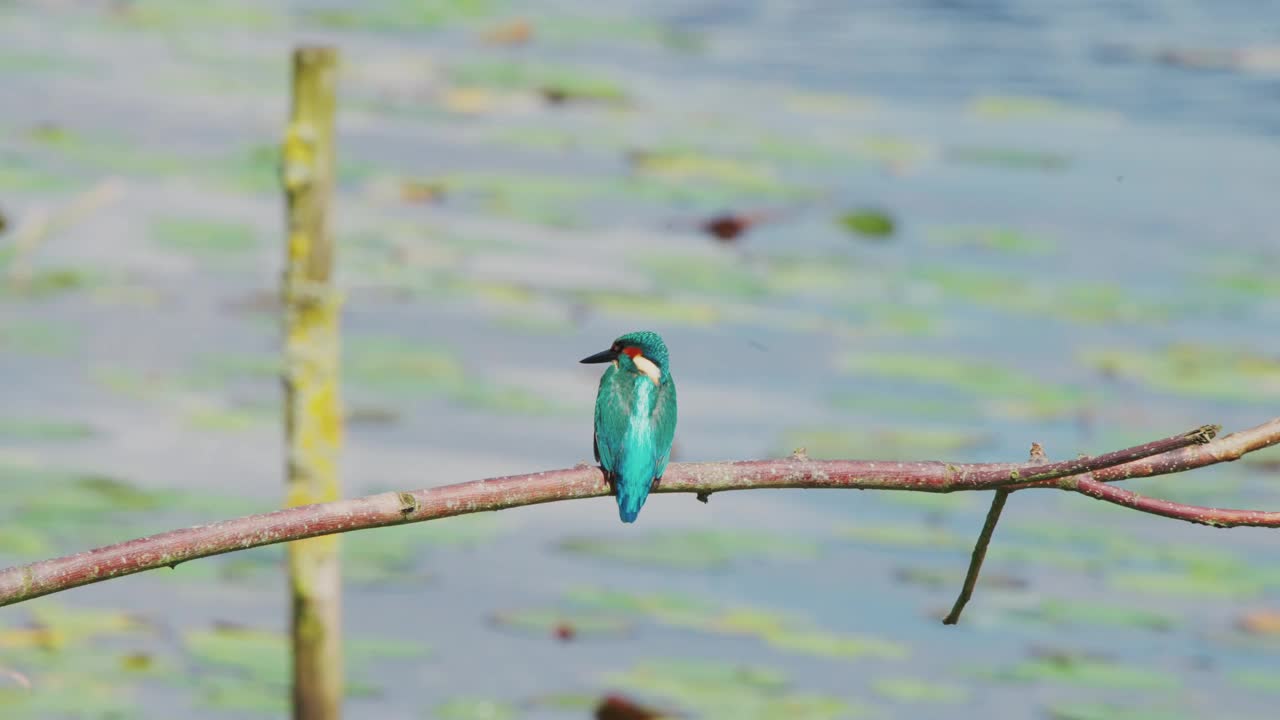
<box><xmin>397</xmin><ymin>492</ymin><xmax>418</xmax><ymax>516</ymax></box>
<box><xmin>1188</xmin><ymin>424</ymin><xmax>1221</xmax><ymax>444</ymax></box>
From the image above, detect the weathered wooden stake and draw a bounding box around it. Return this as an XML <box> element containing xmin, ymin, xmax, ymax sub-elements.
<box><xmin>281</xmin><ymin>45</ymin><xmax>343</xmax><ymax>720</ymax></box>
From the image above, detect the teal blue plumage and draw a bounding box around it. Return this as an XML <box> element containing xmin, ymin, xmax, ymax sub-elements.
<box><xmin>580</xmin><ymin>331</ymin><xmax>677</xmax><ymax>523</ymax></box>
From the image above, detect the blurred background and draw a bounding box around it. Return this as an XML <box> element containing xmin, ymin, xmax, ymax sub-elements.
<box><xmin>1</xmin><ymin>1</ymin><xmax>1279</xmax><ymax>718</ymax></box>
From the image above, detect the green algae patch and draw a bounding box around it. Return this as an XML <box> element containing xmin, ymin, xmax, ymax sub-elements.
<box><xmin>448</xmin><ymin>59</ymin><xmax>628</xmax><ymax>104</ymax></box>
<box><xmin>872</xmin><ymin>677</ymin><xmax>969</xmax><ymax>704</ymax></box>
<box><xmin>111</xmin><ymin>0</ymin><xmax>282</xmax><ymax>30</ymax></box>
<box><xmin>640</xmin><ymin>253</ymin><xmax>772</xmax><ymax>299</ymax></box>
<box><xmin>150</xmin><ymin>216</ymin><xmax>258</xmax><ymax>256</ymax></box>
<box><xmin>490</xmin><ymin>607</ymin><xmax>632</xmax><ymax>638</ymax></box>
<box><xmin>928</xmin><ymin>225</ymin><xmax>1056</xmax><ymax>254</ymax></box>
<box><xmin>301</xmin><ymin>0</ymin><xmax>500</xmax><ymax>31</ymax></box>
<box><xmin>579</xmin><ymin>290</ymin><xmax>720</xmax><ymax>326</ymax></box>
<box><xmin>185</xmin><ymin>624</ymin><xmax>430</xmax><ymax>710</ymax></box>
<box><xmin>346</xmin><ymin>335</ymin><xmax>568</xmax><ymax>415</ymax></box>
<box><xmin>559</xmin><ymin>529</ymin><xmax>818</xmax><ymax>570</ymax></box>
<box><xmin>605</xmin><ymin>660</ymin><xmax>863</xmax><ymax>720</ymax></box>
<box><xmin>1081</xmin><ymin>343</ymin><xmax>1280</xmax><ymax>404</ymax></box>
<box><xmin>1</xmin><ymin>266</ymin><xmax>102</xmax><ymax>300</ymax></box>
<box><xmin>343</xmin><ymin>516</ymin><xmax>503</xmax><ymax>584</ymax></box>
<box><xmin>987</xmin><ymin>653</ymin><xmax>1176</xmax><ymax>690</ymax></box>
<box><xmin>568</xmin><ymin>587</ymin><xmax>905</xmax><ymax>661</ymax></box>
<box><xmin>1047</xmin><ymin>702</ymin><xmax>1193</xmax><ymax>720</ymax></box>
<box><xmin>632</xmin><ymin>149</ymin><xmax>784</xmax><ymax>193</ymax></box>
<box><xmin>1009</xmin><ymin>599</ymin><xmax>1176</xmax><ymax>631</ymax></box>
<box><xmin>842</xmin><ymin>352</ymin><xmax>1085</xmax><ymax>420</ymax></box>
<box><xmin>968</xmin><ymin>94</ymin><xmax>1117</xmax><ymax>123</ymax></box>
<box><xmin>184</xmin><ymin>405</ymin><xmax>273</xmax><ymax>432</ymax></box>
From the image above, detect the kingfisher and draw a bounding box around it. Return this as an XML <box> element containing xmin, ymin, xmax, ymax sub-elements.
<box><xmin>579</xmin><ymin>331</ymin><xmax>678</xmax><ymax>523</ymax></box>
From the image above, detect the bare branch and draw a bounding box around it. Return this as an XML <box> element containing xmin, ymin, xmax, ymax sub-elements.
<box><xmin>942</xmin><ymin>442</ymin><xmax>1047</xmax><ymax>625</ymax></box>
<box><xmin>942</xmin><ymin>489</ymin><xmax>1009</xmax><ymax>625</ymax></box>
<box><xmin>1071</xmin><ymin>477</ymin><xmax>1280</xmax><ymax>528</ymax></box>
<box><xmin>0</xmin><ymin>419</ymin><xmax>1275</xmax><ymax>609</ymax></box>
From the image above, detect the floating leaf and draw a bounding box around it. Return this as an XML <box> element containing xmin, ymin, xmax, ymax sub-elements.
<box><xmin>185</xmin><ymin>405</ymin><xmax>271</xmax><ymax>432</ymax></box>
<box><xmin>449</xmin><ymin>59</ymin><xmax>628</xmax><ymax>104</ymax></box>
<box><xmin>605</xmin><ymin>660</ymin><xmax>861</xmax><ymax>720</ymax></box>
<box><xmin>928</xmin><ymin>225</ymin><xmax>1055</xmax><ymax>254</ymax></box>
<box><xmin>567</xmin><ymin>587</ymin><xmax>904</xmax><ymax>661</ymax></box>
<box><xmin>838</xmin><ymin>209</ymin><xmax>895</xmax><ymax>238</ymax></box>
<box><xmin>872</xmin><ymin>677</ymin><xmax>968</xmax><ymax>703</ymax></box>
<box><xmin>632</xmin><ymin>150</ymin><xmax>781</xmax><ymax>193</ymax></box>
<box><xmin>988</xmin><ymin>654</ymin><xmax>1177</xmax><ymax>689</ymax></box>
<box><xmin>1082</xmin><ymin>344</ymin><xmax>1280</xmax><ymax>404</ymax></box>
<box><xmin>1010</xmin><ymin>599</ymin><xmax>1176</xmax><ymax>631</ymax></box>
<box><xmin>111</xmin><ymin>0</ymin><xmax>282</xmax><ymax>30</ymax></box>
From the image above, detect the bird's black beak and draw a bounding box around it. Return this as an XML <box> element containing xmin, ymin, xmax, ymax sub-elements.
<box><xmin>579</xmin><ymin>348</ymin><xmax>617</xmax><ymax>364</ymax></box>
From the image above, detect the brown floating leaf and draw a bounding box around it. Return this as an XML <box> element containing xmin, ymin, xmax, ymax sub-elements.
<box><xmin>694</xmin><ymin>209</ymin><xmax>786</xmax><ymax>243</ymax></box>
<box><xmin>595</xmin><ymin>693</ymin><xmax>667</xmax><ymax>720</ymax></box>
<box><xmin>1237</xmin><ymin>608</ymin><xmax>1280</xmax><ymax>635</ymax></box>
<box><xmin>400</xmin><ymin>179</ymin><xmax>447</xmax><ymax>204</ymax></box>
<box><xmin>553</xmin><ymin>622</ymin><xmax>576</xmax><ymax>642</ymax></box>
<box><xmin>482</xmin><ymin>18</ymin><xmax>533</xmax><ymax>46</ymax></box>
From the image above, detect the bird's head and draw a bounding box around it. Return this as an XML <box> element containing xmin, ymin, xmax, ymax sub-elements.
<box><xmin>579</xmin><ymin>330</ymin><xmax>670</xmax><ymax>385</ymax></box>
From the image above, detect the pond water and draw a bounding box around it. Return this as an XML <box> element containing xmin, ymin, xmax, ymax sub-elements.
<box><xmin>1</xmin><ymin>1</ymin><xmax>1278</xmax><ymax>718</ymax></box>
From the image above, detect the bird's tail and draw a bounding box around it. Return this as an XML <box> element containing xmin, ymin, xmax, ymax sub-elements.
<box><xmin>615</xmin><ymin>479</ymin><xmax>651</xmax><ymax>523</ymax></box>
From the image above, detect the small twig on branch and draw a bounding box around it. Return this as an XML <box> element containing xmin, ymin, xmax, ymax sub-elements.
<box><xmin>943</xmin><ymin>490</ymin><xmax>1008</xmax><ymax>625</ymax></box>
<box><xmin>943</xmin><ymin>442</ymin><xmax>1047</xmax><ymax>625</ymax></box>
<box><xmin>0</xmin><ymin>420</ymin><xmax>1276</xmax><ymax>609</ymax></box>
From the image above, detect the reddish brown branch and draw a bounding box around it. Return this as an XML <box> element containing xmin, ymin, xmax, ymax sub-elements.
<box><xmin>1072</xmin><ymin>478</ymin><xmax>1280</xmax><ymax>527</ymax></box>
<box><xmin>0</xmin><ymin>419</ymin><xmax>1276</xmax><ymax>608</ymax></box>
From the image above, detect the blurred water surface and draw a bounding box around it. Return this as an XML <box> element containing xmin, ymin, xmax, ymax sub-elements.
<box><xmin>1</xmin><ymin>1</ymin><xmax>1278</xmax><ymax>718</ymax></box>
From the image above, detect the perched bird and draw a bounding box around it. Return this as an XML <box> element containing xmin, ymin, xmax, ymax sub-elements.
<box><xmin>580</xmin><ymin>331</ymin><xmax>678</xmax><ymax>523</ymax></box>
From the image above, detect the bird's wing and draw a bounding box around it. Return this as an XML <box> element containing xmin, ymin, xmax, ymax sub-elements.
<box><xmin>652</xmin><ymin>375</ymin><xmax>678</xmax><ymax>478</ymax></box>
<box><xmin>593</xmin><ymin>365</ymin><xmax>633</xmax><ymax>474</ymax></box>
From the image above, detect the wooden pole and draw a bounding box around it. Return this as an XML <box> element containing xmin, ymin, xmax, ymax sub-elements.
<box><xmin>281</xmin><ymin>45</ymin><xmax>343</xmax><ymax>720</ymax></box>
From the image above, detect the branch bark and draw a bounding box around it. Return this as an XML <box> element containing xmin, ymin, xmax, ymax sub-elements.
<box><xmin>0</xmin><ymin>419</ymin><xmax>1276</xmax><ymax>610</ymax></box>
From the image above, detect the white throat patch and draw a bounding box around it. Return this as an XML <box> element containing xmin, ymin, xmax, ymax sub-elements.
<box><xmin>632</xmin><ymin>354</ymin><xmax>662</xmax><ymax>386</ymax></box>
